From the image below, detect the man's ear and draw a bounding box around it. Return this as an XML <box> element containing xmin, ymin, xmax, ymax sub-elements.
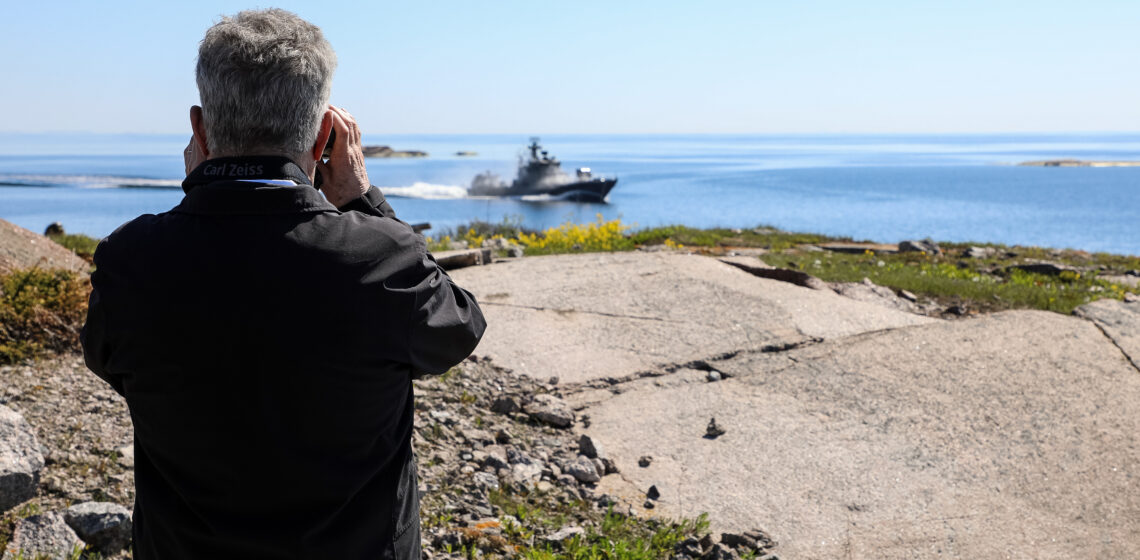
<box><xmin>310</xmin><ymin>109</ymin><xmax>334</xmax><ymax>162</ymax></box>
<box><xmin>189</xmin><ymin>106</ymin><xmax>210</xmax><ymax>157</ymax></box>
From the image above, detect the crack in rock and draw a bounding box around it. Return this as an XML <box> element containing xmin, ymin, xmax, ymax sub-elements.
<box><xmin>570</xmin><ymin>339</ymin><xmax>823</xmax><ymax>394</ymax></box>
<box><xmin>480</xmin><ymin>301</ymin><xmax>667</xmax><ymax>323</ymax></box>
<box><xmin>1084</xmin><ymin>318</ymin><xmax>1140</xmax><ymax>374</ymax></box>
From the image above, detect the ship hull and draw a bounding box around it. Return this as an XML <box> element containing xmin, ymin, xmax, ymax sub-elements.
<box><xmin>469</xmin><ymin>178</ymin><xmax>617</xmax><ymax>202</ymax></box>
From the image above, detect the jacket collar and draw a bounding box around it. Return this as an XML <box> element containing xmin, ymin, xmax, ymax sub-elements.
<box><xmin>175</xmin><ymin>156</ymin><xmax>336</xmax><ymax>216</ymax></box>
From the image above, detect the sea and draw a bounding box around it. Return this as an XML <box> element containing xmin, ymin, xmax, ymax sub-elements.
<box><xmin>1</xmin><ymin>133</ymin><xmax>1138</xmax><ymax>255</ymax></box>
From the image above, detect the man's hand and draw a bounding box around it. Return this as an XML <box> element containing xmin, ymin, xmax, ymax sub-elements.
<box><xmin>184</xmin><ymin>136</ymin><xmax>207</xmax><ymax>175</ymax></box>
<box><xmin>316</xmin><ymin>106</ymin><xmax>371</xmax><ymax>208</ymax></box>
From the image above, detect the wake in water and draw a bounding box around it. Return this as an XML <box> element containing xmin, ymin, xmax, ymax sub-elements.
<box><xmin>380</xmin><ymin>182</ymin><xmax>468</xmax><ymax>200</ymax></box>
<box><xmin>0</xmin><ymin>173</ymin><xmax>183</xmax><ymax>189</ymax></box>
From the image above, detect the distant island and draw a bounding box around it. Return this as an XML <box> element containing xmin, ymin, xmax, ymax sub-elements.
<box><xmin>361</xmin><ymin>145</ymin><xmax>428</xmax><ymax>158</ymax></box>
<box><xmin>1019</xmin><ymin>159</ymin><xmax>1140</xmax><ymax>167</ymax></box>
<box><xmin>455</xmin><ymin>151</ymin><xmax>478</xmax><ymax>157</ymax></box>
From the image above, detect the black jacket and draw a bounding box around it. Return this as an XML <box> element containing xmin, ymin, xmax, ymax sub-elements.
<box><xmin>82</xmin><ymin>157</ymin><xmax>485</xmax><ymax>559</ymax></box>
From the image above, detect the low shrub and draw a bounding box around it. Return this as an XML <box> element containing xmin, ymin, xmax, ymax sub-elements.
<box><xmin>0</xmin><ymin>267</ymin><xmax>90</xmax><ymax>364</ymax></box>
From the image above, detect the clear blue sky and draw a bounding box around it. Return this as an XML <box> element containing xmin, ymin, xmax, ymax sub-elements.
<box><xmin>2</xmin><ymin>0</ymin><xmax>1137</xmax><ymax>134</ymax></box>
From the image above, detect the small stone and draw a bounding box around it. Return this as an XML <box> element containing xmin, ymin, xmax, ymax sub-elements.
<box><xmin>3</xmin><ymin>512</ymin><xmax>83</xmax><ymax>560</ymax></box>
<box><xmin>674</xmin><ymin>536</ymin><xmax>703</xmax><ymax>558</ymax></box>
<box><xmin>482</xmin><ymin>445</ymin><xmax>509</xmax><ymax>470</ymax></box>
<box><xmin>564</xmin><ymin>456</ymin><xmax>600</xmax><ymax>483</ymax></box>
<box><xmin>601</xmin><ymin>457</ymin><xmax>620</xmax><ymax>475</ymax></box>
<box><xmin>547</xmin><ymin>376</ymin><xmax>560</xmax><ymax>386</ymax></box>
<box><xmin>706</xmin><ymin>370</ymin><xmax>722</xmax><ymax>382</ymax></box>
<box><xmin>494</xmin><ymin>429</ymin><xmax>512</xmax><ymax>444</ymax></box>
<box><xmin>643</xmin><ymin>499</ymin><xmax>655</xmax><ymax>509</ymax></box>
<box><xmin>543</xmin><ymin>526</ymin><xmax>585</xmax><ymax>546</ymax></box>
<box><xmin>899</xmin><ymin>290</ymin><xmax>917</xmax><ymax>303</ymax></box>
<box><xmin>578</xmin><ymin>434</ymin><xmax>605</xmax><ymax>459</ymax></box>
<box><xmin>1125</xmin><ymin>292</ymin><xmax>1138</xmax><ymax>303</ymax></box>
<box><xmin>472</xmin><ymin>472</ymin><xmax>500</xmax><ymax>491</ymax></box>
<box><xmin>115</xmin><ymin>444</ymin><xmax>134</xmax><ymax>468</ymax></box>
<box><xmin>703</xmin><ymin>543</ymin><xmax>738</xmax><ymax>560</ymax></box>
<box><xmin>63</xmin><ymin>502</ymin><xmax>133</xmax><ymax>554</ymax></box>
<box><xmin>721</xmin><ymin>532</ymin><xmax>758</xmax><ymax>550</ymax></box>
<box><xmin>638</xmin><ymin>455</ymin><xmax>653</xmax><ymax>467</ymax></box>
<box><xmin>705</xmin><ymin>417</ymin><xmax>727</xmax><ymax>439</ymax></box>
<box><xmin>508</xmin><ymin>462</ymin><xmax>543</xmax><ymax>486</ymax></box>
<box><xmin>646</xmin><ymin>485</ymin><xmax>661</xmax><ymax>500</ymax></box>
<box><xmin>590</xmin><ymin>458</ymin><xmax>607</xmax><ymax>478</ymax></box>
<box><xmin>490</xmin><ymin>396</ymin><xmax>520</xmax><ymax>415</ymax></box>
<box><xmin>523</xmin><ymin>394</ymin><xmax>575</xmax><ymax>428</ymax></box>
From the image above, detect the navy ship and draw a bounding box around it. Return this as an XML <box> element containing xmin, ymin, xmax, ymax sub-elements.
<box><xmin>468</xmin><ymin>138</ymin><xmax>617</xmax><ymax>202</ymax></box>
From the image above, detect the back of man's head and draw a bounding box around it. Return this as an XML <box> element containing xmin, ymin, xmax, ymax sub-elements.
<box><xmin>196</xmin><ymin>9</ymin><xmax>336</xmax><ymax>158</ymax></box>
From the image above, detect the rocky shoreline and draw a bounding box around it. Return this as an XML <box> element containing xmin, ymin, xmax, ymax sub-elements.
<box><xmin>1019</xmin><ymin>159</ymin><xmax>1140</xmax><ymax>167</ymax></box>
<box><xmin>4</xmin><ymin>218</ymin><xmax>1140</xmax><ymax>558</ymax></box>
<box><xmin>1</xmin><ymin>352</ymin><xmax>780</xmax><ymax>559</ymax></box>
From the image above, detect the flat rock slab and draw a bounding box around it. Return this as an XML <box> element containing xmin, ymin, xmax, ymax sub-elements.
<box><xmin>1075</xmin><ymin>298</ymin><xmax>1140</xmax><ymax>370</ymax></box>
<box><xmin>451</xmin><ymin>252</ymin><xmax>931</xmax><ymax>383</ymax></box>
<box><xmin>587</xmin><ymin>310</ymin><xmax>1140</xmax><ymax>558</ymax></box>
<box><xmin>0</xmin><ymin>219</ymin><xmax>89</xmax><ymax>275</ymax></box>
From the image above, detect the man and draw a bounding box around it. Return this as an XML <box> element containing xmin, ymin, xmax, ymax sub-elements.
<box><xmin>82</xmin><ymin>9</ymin><xmax>485</xmax><ymax>559</ymax></box>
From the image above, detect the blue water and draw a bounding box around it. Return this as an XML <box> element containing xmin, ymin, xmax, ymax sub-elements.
<box><xmin>1</xmin><ymin>133</ymin><xmax>1138</xmax><ymax>254</ymax></box>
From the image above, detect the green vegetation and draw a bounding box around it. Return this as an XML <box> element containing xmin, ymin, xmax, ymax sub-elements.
<box><xmin>424</xmin><ymin>482</ymin><xmax>709</xmax><ymax>560</ymax></box>
<box><xmin>764</xmin><ymin>249</ymin><xmax>1130</xmax><ymax>314</ymax></box>
<box><xmin>432</xmin><ymin>217</ymin><xmax>1136</xmax><ymax>315</ymax></box>
<box><xmin>628</xmin><ymin>225</ymin><xmax>836</xmax><ymax>252</ymax></box>
<box><xmin>46</xmin><ymin>232</ymin><xmax>100</xmax><ymax>262</ymax></box>
<box><xmin>0</xmin><ymin>267</ymin><xmax>90</xmax><ymax>364</ymax></box>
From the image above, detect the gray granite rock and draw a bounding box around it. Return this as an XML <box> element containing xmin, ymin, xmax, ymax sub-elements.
<box><xmin>523</xmin><ymin>394</ymin><xmax>574</xmax><ymax>428</ymax></box>
<box><xmin>577</xmin><ymin>434</ymin><xmax>605</xmax><ymax>459</ymax></box>
<box><xmin>507</xmin><ymin>462</ymin><xmax>543</xmax><ymax>486</ymax></box>
<box><xmin>1</xmin><ymin>512</ymin><xmax>83</xmax><ymax>560</ymax></box>
<box><xmin>899</xmin><ymin>239</ymin><xmax>941</xmax><ymax>255</ymax></box>
<box><xmin>63</xmin><ymin>501</ymin><xmax>132</xmax><ymax>554</ymax></box>
<box><xmin>472</xmin><ymin>472</ymin><xmax>500</xmax><ymax>492</ymax></box>
<box><xmin>543</xmin><ymin>526</ymin><xmax>585</xmax><ymax>546</ymax></box>
<box><xmin>490</xmin><ymin>396</ymin><xmax>520</xmax><ymax>415</ymax></box>
<box><xmin>564</xmin><ymin>456</ymin><xmax>600</xmax><ymax>483</ymax></box>
<box><xmin>0</xmin><ymin>404</ymin><xmax>44</xmax><ymax>513</ymax></box>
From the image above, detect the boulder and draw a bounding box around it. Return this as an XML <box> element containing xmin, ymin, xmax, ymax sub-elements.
<box><xmin>1</xmin><ymin>512</ymin><xmax>83</xmax><ymax>560</ymax></box>
<box><xmin>523</xmin><ymin>394</ymin><xmax>574</xmax><ymax>428</ymax></box>
<box><xmin>963</xmin><ymin>246</ymin><xmax>997</xmax><ymax>259</ymax></box>
<box><xmin>0</xmin><ymin>404</ymin><xmax>44</xmax><ymax>513</ymax></box>
<box><xmin>898</xmin><ymin>239</ymin><xmax>942</xmax><ymax>255</ymax></box>
<box><xmin>63</xmin><ymin>501</ymin><xmax>132</xmax><ymax>554</ymax></box>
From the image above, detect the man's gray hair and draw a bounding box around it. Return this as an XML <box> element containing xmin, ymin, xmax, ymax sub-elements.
<box><xmin>196</xmin><ymin>9</ymin><xmax>336</xmax><ymax>156</ymax></box>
